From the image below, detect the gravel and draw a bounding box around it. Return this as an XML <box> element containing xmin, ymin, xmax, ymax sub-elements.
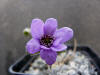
<box><xmin>24</xmin><ymin>50</ymin><xmax>98</xmax><ymax>75</ymax></box>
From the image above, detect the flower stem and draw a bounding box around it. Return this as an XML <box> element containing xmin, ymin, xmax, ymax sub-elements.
<box><xmin>48</xmin><ymin>65</ymin><xmax>52</xmax><ymax>74</ymax></box>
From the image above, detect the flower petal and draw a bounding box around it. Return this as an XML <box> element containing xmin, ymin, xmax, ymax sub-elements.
<box><xmin>40</xmin><ymin>45</ymin><xmax>50</xmax><ymax>50</ymax></box>
<box><xmin>54</xmin><ymin>27</ymin><xmax>73</xmax><ymax>43</ymax></box>
<box><xmin>44</xmin><ymin>18</ymin><xmax>58</xmax><ymax>35</ymax></box>
<box><xmin>40</xmin><ymin>49</ymin><xmax>57</xmax><ymax>65</ymax></box>
<box><xmin>31</xmin><ymin>19</ymin><xmax>44</xmax><ymax>39</ymax></box>
<box><xmin>51</xmin><ymin>44</ymin><xmax>67</xmax><ymax>51</ymax></box>
<box><xmin>26</xmin><ymin>39</ymin><xmax>40</xmax><ymax>54</ymax></box>
<box><xmin>53</xmin><ymin>38</ymin><xmax>62</xmax><ymax>46</ymax></box>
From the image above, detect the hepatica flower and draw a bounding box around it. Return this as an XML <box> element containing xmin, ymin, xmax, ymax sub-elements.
<box><xmin>26</xmin><ymin>18</ymin><xmax>73</xmax><ymax>65</ymax></box>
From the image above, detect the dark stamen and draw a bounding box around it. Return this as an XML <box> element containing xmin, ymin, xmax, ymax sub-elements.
<box><xmin>40</xmin><ymin>35</ymin><xmax>54</xmax><ymax>47</ymax></box>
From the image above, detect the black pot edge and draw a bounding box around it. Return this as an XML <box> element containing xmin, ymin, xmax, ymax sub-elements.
<box><xmin>9</xmin><ymin>55</ymin><xmax>31</xmax><ymax>75</ymax></box>
<box><xmin>9</xmin><ymin>53</ymin><xmax>39</xmax><ymax>75</ymax></box>
<box><xmin>69</xmin><ymin>44</ymin><xmax>100</xmax><ymax>59</ymax></box>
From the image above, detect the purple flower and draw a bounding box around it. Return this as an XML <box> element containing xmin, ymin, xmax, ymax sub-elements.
<box><xmin>26</xmin><ymin>18</ymin><xmax>73</xmax><ymax>65</ymax></box>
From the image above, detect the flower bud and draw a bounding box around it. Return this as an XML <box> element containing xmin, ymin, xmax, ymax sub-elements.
<box><xmin>23</xmin><ymin>28</ymin><xmax>31</xmax><ymax>36</ymax></box>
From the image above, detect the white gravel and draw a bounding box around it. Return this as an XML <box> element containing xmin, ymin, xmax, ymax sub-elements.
<box><xmin>24</xmin><ymin>50</ymin><xmax>98</xmax><ymax>75</ymax></box>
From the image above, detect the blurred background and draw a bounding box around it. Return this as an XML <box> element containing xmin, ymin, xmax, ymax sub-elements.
<box><xmin>0</xmin><ymin>0</ymin><xmax>100</xmax><ymax>75</ymax></box>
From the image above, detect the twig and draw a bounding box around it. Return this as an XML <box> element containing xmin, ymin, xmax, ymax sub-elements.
<box><xmin>62</xmin><ymin>38</ymin><xmax>77</xmax><ymax>64</ymax></box>
<box><xmin>55</xmin><ymin>38</ymin><xmax>77</xmax><ymax>72</ymax></box>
